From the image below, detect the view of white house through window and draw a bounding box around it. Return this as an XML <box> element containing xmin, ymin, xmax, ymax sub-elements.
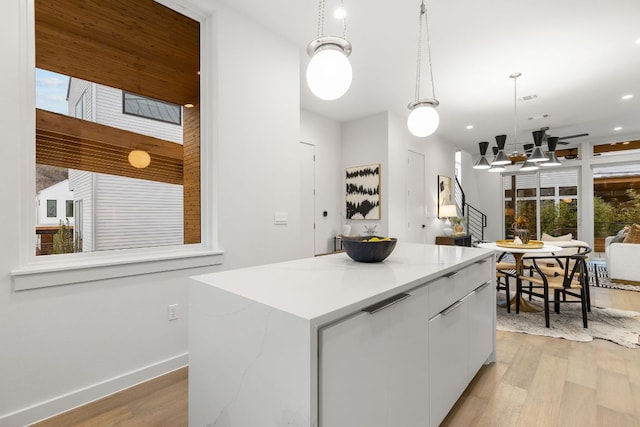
<box><xmin>35</xmin><ymin>69</ymin><xmax>186</xmax><ymax>256</ymax></box>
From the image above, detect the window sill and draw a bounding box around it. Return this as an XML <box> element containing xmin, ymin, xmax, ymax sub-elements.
<box><xmin>11</xmin><ymin>246</ymin><xmax>224</xmax><ymax>291</ymax></box>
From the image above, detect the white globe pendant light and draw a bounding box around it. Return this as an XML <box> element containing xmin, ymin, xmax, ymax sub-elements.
<box><xmin>407</xmin><ymin>0</ymin><xmax>440</xmax><ymax>137</ymax></box>
<box><xmin>306</xmin><ymin>37</ymin><xmax>352</xmax><ymax>101</ymax></box>
<box><xmin>407</xmin><ymin>100</ymin><xmax>440</xmax><ymax>137</ymax></box>
<box><xmin>306</xmin><ymin>1</ymin><xmax>352</xmax><ymax>101</ymax></box>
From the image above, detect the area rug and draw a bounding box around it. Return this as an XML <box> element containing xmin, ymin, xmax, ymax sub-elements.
<box><xmin>588</xmin><ymin>261</ymin><xmax>640</xmax><ymax>292</ymax></box>
<box><xmin>496</xmin><ymin>294</ymin><xmax>640</xmax><ymax>348</ymax></box>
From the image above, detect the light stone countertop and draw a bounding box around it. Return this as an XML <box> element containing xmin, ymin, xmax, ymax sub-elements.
<box><xmin>191</xmin><ymin>242</ymin><xmax>493</xmax><ymax>325</ymax></box>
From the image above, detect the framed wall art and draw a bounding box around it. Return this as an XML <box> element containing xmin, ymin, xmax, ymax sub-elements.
<box><xmin>346</xmin><ymin>164</ymin><xmax>381</xmax><ymax>220</ymax></box>
<box><xmin>437</xmin><ymin>175</ymin><xmax>452</xmax><ymax>218</ymax></box>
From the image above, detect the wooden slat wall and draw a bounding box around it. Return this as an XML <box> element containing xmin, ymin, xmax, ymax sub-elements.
<box><xmin>183</xmin><ymin>104</ymin><xmax>201</xmax><ymax>244</ymax></box>
<box><xmin>37</xmin><ymin>109</ymin><xmax>184</xmax><ymax>185</ymax></box>
<box><xmin>35</xmin><ymin>0</ymin><xmax>200</xmax><ymax>106</ymax></box>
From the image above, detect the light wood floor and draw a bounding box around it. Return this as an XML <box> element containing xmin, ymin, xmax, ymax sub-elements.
<box><xmin>31</xmin><ymin>367</ymin><xmax>188</xmax><ymax>427</ymax></box>
<box><xmin>443</xmin><ymin>285</ymin><xmax>640</xmax><ymax>427</ymax></box>
<box><xmin>32</xmin><ymin>286</ymin><xmax>640</xmax><ymax>427</ymax></box>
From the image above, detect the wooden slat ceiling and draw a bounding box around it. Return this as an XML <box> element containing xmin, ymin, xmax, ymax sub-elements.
<box><xmin>594</xmin><ymin>140</ymin><xmax>640</xmax><ymax>155</ymax></box>
<box><xmin>37</xmin><ymin>109</ymin><xmax>184</xmax><ymax>185</ymax></box>
<box><xmin>35</xmin><ymin>0</ymin><xmax>200</xmax><ymax>106</ymax></box>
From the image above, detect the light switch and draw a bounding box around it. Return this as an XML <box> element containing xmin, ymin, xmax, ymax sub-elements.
<box><xmin>274</xmin><ymin>211</ymin><xmax>288</xmax><ymax>225</ymax></box>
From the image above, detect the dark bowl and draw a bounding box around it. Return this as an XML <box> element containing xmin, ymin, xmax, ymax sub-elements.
<box><xmin>342</xmin><ymin>236</ymin><xmax>398</xmax><ymax>263</ymax></box>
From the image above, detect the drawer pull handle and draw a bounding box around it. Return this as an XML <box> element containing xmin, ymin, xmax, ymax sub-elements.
<box><xmin>475</xmin><ymin>281</ymin><xmax>491</xmax><ymax>292</ymax></box>
<box><xmin>441</xmin><ymin>300</ymin><xmax>464</xmax><ymax>315</ymax></box>
<box><xmin>363</xmin><ymin>293</ymin><xmax>411</xmax><ymax>314</ymax></box>
<box><xmin>443</xmin><ymin>271</ymin><xmax>459</xmax><ymax>279</ymax></box>
<box><xmin>475</xmin><ymin>259</ymin><xmax>487</xmax><ymax>265</ymax></box>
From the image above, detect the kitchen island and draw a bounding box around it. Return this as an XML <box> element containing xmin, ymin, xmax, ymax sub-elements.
<box><xmin>189</xmin><ymin>242</ymin><xmax>495</xmax><ymax>426</ymax></box>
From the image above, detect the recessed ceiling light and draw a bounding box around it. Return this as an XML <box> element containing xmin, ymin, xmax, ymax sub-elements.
<box><xmin>466</xmin><ymin>125</ymin><xmax>473</xmax><ymax>130</ymax></box>
<box><xmin>636</xmin><ymin>38</ymin><xmax>640</xmax><ymax>44</ymax></box>
<box><xmin>333</xmin><ymin>7</ymin><xmax>347</xmax><ymax>19</ymax></box>
<box><xmin>609</xmin><ymin>142</ymin><xmax>617</xmax><ymax>146</ymax></box>
<box><xmin>623</xmin><ymin>141</ymin><xmax>631</xmax><ymax>145</ymax></box>
<box><xmin>614</xmin><ymin>127</ymin><xmax>623</xmax><ymax>131</ymax></box>
<box><xmin>622</xmin><ymin>94</ymin><xmax>633</xmax><ymax>100</ymax></box>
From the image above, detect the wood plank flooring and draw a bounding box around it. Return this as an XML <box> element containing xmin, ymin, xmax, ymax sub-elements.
<box><xmin>443</xmin><ymin>286</ymin><xmax>640</xmax><ymax>427</ymax></box>
<box><xmin>30</xmin><ymin>367</ymin><xmax>188</xmax><ymax>427</ymax></box>
<box><xmin>31</xmin><ymin>286</ymin><xmax>640</xmax><ymax>427</ymax></box>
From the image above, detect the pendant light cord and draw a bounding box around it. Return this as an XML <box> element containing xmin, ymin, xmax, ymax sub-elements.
<box><xmin>317</xmin><ymin>0</ymin><xmax>325</xmax><ymax>38</ymax></box>
<box><xmin>341</xmin><ymin>0</ymin><xmax>347</xmax><ymax>39</ymax></box>
<box><xmin>317</xmin><ymin>0</ymin><xmax>347</xmax><ymax>39</ymax></box>
<box><xmin>415</xmin><ymin>1</ymin><xmax>436</xmax><ymax>101</ymax></box>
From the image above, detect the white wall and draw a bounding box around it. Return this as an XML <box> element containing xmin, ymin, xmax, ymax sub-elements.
<box><xmin>341</xmin><ymin>112</ymin><xmax>389</xmax><ymax>236</ymax></box>
<box><xmin>340</xmin><ymin>111</ymin><xmax>456</xmax><ymax>243</ymax></box>
<box><xmin>467</xmin><ymin>163</ymin><xmax>503</xmax><ymax>242</ymax></box>
<box><xmin>300</xmin><ymin>109</ymin><xmax>342</xmax><ymax>255</ymax></box>
<box><xmin>214</xmin><ymin>5</ymin><xmax>302</xmax><ymax>270</ymax></box>
<box><xmin>0</xmin><ymin>2</ymin><xmax>303</xmax><ymax>425</ymax></box>
<box><xmin>410</xmin><ymin>134</ymin><xmax>456</xmax><ymax>243</ymax></box>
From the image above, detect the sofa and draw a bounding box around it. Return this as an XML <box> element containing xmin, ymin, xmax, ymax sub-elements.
<box><xmin>605</xmin><ymin>224</ymin><xmax>640</xmax><ymax>284</ymax></box>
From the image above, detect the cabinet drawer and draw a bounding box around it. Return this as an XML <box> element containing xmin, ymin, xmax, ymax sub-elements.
<box><xmin>428</xmin><ymin>270</ymin><xmax>465</xmax><ymax>318</ymax></box>
<box><xmin>465</xmin><ymin>257</ymin><xmax>492</xmax><ymax>289</ymax></box>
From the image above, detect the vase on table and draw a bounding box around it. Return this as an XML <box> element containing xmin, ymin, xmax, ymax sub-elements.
<box><xmin>513</xmin><ymin>228</ymin><xmax>530</xmax><ymax>244</ymax></box>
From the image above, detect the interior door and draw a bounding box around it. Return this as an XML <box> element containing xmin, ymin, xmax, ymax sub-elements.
<box><xmin>407</xmin><ymin>150</ymin><xmax>427</xmax><ymax>243</ymax></box>
<box><xmin>299</xmin><ymin>142</ymin><xmax>316</xmax><ymax>256</ymax></box>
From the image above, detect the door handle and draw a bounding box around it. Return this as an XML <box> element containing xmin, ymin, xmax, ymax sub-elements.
<box><xmin>362</xmin><ymin>293</ymin><xmax>411</xmax><ymax>314</ymax></box>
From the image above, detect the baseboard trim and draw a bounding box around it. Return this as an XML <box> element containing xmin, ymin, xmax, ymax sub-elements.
<box><xmin>0</xmin><ymin>352</ymin><xmax>188</xmax><ymax>427</ymax></box>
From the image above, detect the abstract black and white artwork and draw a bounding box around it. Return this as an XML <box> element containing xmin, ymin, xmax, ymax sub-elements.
<box><xmin>346</xmin><ymin>164</ymin><xmax>381</xmax><ymax>220</ymax></box>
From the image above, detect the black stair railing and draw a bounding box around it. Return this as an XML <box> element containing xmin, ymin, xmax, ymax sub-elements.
<box><xmin>454</xmin><ymin>176</ymin><xmax>487</xmax><ymax>244</ymax></box>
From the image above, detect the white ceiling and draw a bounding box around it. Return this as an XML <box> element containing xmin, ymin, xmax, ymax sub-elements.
<box><xmin>212</xmin><ymin>0</ymin><xmax>640</xmax><ymax>155</ymax></box>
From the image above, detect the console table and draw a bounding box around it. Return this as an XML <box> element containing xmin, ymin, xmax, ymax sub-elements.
<box><xmin>435</xmin><ymin>234</ymin><xmax>472</xmax><ymax>247</ymax></box>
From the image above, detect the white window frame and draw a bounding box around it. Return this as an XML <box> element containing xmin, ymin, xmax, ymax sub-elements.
<box><xmin>12</xmin><ymin>0</ymin><xmax>221</xmax><ymax>291</ymax></box>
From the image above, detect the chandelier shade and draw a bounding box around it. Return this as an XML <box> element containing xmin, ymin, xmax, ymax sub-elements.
<box><xmin>491</xmin><ymin>134</ymin><xmax>511</xmax><ymax>165</ymax></box>
<box><xmin>488</xmin><ymin>146</ymin><xmax>506</xmax><ymax>172</ymax></box>
<box><xmin>529</xmin><ymin>130</ymin><xmax>549</xmax><ymax>162</ymax></box>
<box><xmin>520</xmin><ymin>159</ymin><xmax>539</xmax><ymax>171</ymax></box>
<box><xmin>473</xmin><ymin>141</ymin><xmax>491</xmax><ymax>169</ymax></box>
<box><xmin>541</xmin><ymin>136</ymin><xmax>562</xmax><ymax>166</ymax></box>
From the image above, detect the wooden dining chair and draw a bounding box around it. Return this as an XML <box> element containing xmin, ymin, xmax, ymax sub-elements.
<box><xmin>496</xmin><ymin>252</ymin><xmax>516</xmax><ymax>313</ymax></box>
<box><xmin>520</xmin><ymin>245</ymin><xmax>592</xmax><ymax>309</ymax></box>
<box><xmin>518</xmin><ymin>252</ymin><xmax>590</xmax><ymax>328</ymax></box>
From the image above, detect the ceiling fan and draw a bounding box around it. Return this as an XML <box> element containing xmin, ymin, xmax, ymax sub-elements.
<box><xmin>539</xmin><ymin>126</ymin><xmax>589</xmax><ymax>145</ymax></box>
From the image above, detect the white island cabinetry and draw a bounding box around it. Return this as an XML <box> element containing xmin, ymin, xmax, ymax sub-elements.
<box><xmin>189</xmin><ymin>243</ymin><xmax>495</xmax><ymax>427</ymax></box>
<box><xmin>320</xmin><ymin>285</ymin><xmax>430</xmax><ymax>426</ymax></box>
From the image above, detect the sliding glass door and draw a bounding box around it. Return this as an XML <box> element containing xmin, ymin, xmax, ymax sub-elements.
<box><xmin>502</xmin><ymin>168</ymin><xmax>579</xmax><ymax>239</ymax></box>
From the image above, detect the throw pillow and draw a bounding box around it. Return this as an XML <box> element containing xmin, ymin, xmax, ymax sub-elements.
<box><xmin>623</xmin><ymin>224</ymin><xmax>640</xmax><ymax>244</ymax></box>
<box><xmin>541</xmin><ymin>232</ymin><xmax>573</xmax><ymax>241</ymax></box>
<box><xmin>617</xmin><ymin>226</ymin><xmax>630</xmax><ymax>237</ymax></box>
<box><xmin>610</xmin><ymin>235</ymin><xmax>626</xmax><ymax>244</ymax></box>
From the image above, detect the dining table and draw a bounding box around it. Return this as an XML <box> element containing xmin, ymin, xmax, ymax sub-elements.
<box><xmin>478</xmin><ymin>241</ymin><xmax>562</xmax><ymax>312</ymax></box>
